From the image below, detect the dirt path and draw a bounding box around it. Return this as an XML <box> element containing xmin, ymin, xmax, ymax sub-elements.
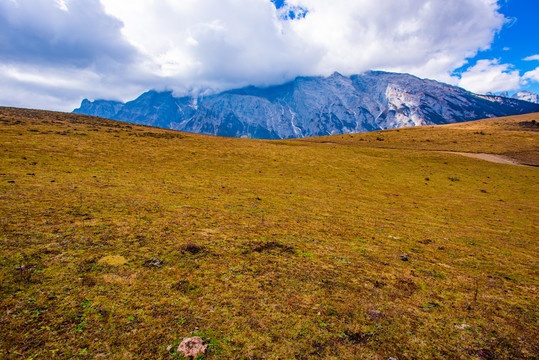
<box><xmin>443</xmin><ymin>152</ymin><xmax>532</xmax><ymax>167</ymax></box>
<box><xmin>310</xmin><ymin>141</ymin><xmax>536</xmax><ymax>167</ymax></box>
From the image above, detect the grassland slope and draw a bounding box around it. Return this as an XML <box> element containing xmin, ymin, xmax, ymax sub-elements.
<box><xmin>0</xmin><ymin>107</ymin><xmax>538</xmax><ymax>359</ymax></box>
<box><xmin>298</xmin><ymin>113</ymin><xmax>539</xmax><ymax>166</ymax></box>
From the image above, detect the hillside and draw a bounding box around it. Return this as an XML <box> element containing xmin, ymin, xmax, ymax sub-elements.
<box><xmin>298</xmin><ymin>112</ymin><xmax>539</xmax><ymax>166</ymax></box>
<box><xmin>74</xmin><ymin>71</ymin><xmax>539</xmax><ymax>139</ymax></box>
<box><xmin>0</xmin><ymin>107</ymin><xmax>538</xmax><ymax>359</ymax></box>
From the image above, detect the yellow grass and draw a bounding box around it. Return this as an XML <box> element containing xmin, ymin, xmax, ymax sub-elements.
<box><xmin>0</xmin><ymin>107</ymin><xmax>538</xmax><ymax>359</ymax></box>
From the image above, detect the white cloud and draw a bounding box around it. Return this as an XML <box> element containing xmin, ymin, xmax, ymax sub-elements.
<box><xmin>100</xmin><ymin>0</ymin><xmax>317</xmax><ymax>88</ymax></box>
<box><xmin>100</xmin><ymin>0</ymin><xmax>507</xmax><ymax>84</ymax></box>
<box><xmin>54</xmin><ymin>0</ymin><xmax>69</xmax><ymax>11</ymax></box>
<box><xmin>285</xmin><ymin>0</ymin><xmax>505</xmax><ymax>78</ymax></box>
<box><xmin>458</xmin><ymin>59</ymin><xmax>521</xmax><ymax>94</ymax></box>
<box><xmin>0</xmin><ymin>0</ymin><xmax>136</xmax><ymax>66</ymax></box>
<box><xmin>523</xmin><ymin>67</ymin><xmax>539</xmax><ymax>83</ymax></box>
<box><xmin>0</xmin><ymin>63</ymin><xmax>147</xmax><ymax>111</ymax></box>
<box><xmin>0</xmin><ymin>0</ymin><xmax>528</xmax><ymax>110</ymax></box>
<box><xmin>523</xmin><ymin>55</ymin><xmax>539</xmax><ymax>61</ymax></box>
<box><xmin>0</xmin><ymin>0</ymin><xmax>145</xmax><ymax>110</ymax></box>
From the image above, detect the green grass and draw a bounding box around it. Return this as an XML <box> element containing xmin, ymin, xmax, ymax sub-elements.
<box><xmin>0</xmin><ymin>107</ymin><xmax>538</xmax><ymax>359</ymax></box>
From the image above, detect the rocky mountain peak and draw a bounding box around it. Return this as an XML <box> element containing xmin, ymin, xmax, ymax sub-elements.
<box><xmin>512</xmin><ymin>91</ymin><xmax>539</xmax><ymax>104</ymax></box>
<box><xmin>73</xmin><ymin>71</ymin><xmax>539</xmax><ymax>139</ymax></box>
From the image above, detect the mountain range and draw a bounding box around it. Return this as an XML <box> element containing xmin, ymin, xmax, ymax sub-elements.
<box><xmin>74</xmin><ymin>71</ymin><xmax>539</xmax><ymax>139</ymax></box>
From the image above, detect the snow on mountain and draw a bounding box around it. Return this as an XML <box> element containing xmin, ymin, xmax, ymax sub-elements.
<box><xmin>73</xmin><ymin>71</ymin><xmax>539</xmax><ymax>139</ymax></box>
<box><xmin>511</xmin><ymin>91</ymin><xmax>539</xmax><ymax>104</ymax></box>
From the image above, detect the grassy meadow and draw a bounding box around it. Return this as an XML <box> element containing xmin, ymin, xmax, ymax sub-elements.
<box><xmin>0</xmin><ymin>107</ymin><xmax>538</xmax><ymax>359</ymax></box>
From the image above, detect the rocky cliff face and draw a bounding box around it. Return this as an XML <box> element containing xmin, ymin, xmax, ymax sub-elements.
<box><xmin>76</xmin><ymin>99</ymin><xmax>124</xmax><ymax>120</ymax></box>
<box><xmin>74</xmin><ymin>71</ymin><xmax>539</xmax><ymax>139</ymax></box>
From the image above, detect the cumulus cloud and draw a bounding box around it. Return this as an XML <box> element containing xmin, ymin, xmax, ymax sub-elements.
<box><xmin>521</xmin><ymin>56</ymin><xmax>539</xmax><ymax>85</ymax></box>
<box><xmin>523</xmin><ymin>55</ymin><xmax>539</xmax><ymax>61</ymax></box>
<box><xmin>284</xmin><ymin>0</ymin><xmax>506</xmax><ymax>79</ymax></box>
<box><xmin>0</xmin><ymin>0</ymin><xmax>534</xmax><ymax>111</ymax></box>
<box><xmin>0</xmin><ymin>0</ymin><xmax>136</xmax><ymax>67</ymax></box>
<box><xmin>523</xmin><ymin>68</ymin><xmax>539</xmax><ymax>83</ymax></box>
<box><xmin>101</xmin><ymin>0</ymin><xmax>507</xmax><ymax>84</ymax></box>
<box><xmin>0</xmin><ymin>62</ymin><xmax>149</xmax><ymax>110</ymax></box>
<box><xmin>458</xmin><ymin>59</ymin><xmax>521</xmax><ymax>94</ymax></box>
<box><xmin>99</xmin><ymin>0</ymin><xmax>318</xmax><ymax>89</ymax></box>
<box><xmin>0</xmin><ymin>0</ymin><xmax>145</xmax><ymax>110</ymax></box>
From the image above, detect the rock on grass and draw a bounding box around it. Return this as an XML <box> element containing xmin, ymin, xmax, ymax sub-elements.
<box><xmin>143</xmin><ymin>258</ymin><xmax>164</xmax><ymax>268</ymax></box>
<box><xmin>177</xmin><ymin>336</ymin><xmax>208</xmax><ymax>358</ymax></box>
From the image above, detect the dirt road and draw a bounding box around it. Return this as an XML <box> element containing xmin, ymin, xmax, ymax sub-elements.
<box><xmin>444</xmin><ymin>152</ymin><xmax>532</xmax><ymax>167</ymax></box>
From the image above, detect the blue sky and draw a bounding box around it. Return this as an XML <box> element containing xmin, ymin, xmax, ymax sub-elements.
<box><xmin>488</xmin><ymin>0</ymin><xmax>539</xmax><ymax>74</ymax></box>
<box><xmin>0</xmin><ymin>0</ymin><xmax>537</xmax><ymax>111</ymax></box>
<box><xmin>454</xmin><ymin>0</ymin><xmax>539</xmax><ymax>94</ymax></box>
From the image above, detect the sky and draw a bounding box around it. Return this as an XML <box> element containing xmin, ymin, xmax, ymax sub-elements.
<box><xmin>0</xmin><ymin>0</ymin><xmax>538</xmax><ymax>111</ymax></box>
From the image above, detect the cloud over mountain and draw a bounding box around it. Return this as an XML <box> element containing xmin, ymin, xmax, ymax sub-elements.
<box><xmin>458</xmin><ymin>59</ymin><xmax>521</xmax><ymax>94</ymax></box>
<box><xmin>0</xmin><ymin>0</ymin><xmax>536</xmax><ymax>111</ymax></box>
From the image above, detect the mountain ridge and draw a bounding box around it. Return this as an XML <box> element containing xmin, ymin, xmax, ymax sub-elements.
<box><xmin>74</xmin><ymin>70</ymin><xmax>539</xmax><ymax>139</ymax></box>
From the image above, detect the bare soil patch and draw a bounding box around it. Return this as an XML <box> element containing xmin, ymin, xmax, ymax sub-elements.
<box><xmin>443</xmin><ymin>151</ymin><xmax>534</xmax><ymax>167</ymax></box>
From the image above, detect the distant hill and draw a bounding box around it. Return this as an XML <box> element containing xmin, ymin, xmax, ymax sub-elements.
<box><xmin>74</xmin><ymin>71</ymin><xmax>539</xmax><ymax>139</ymax></box>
